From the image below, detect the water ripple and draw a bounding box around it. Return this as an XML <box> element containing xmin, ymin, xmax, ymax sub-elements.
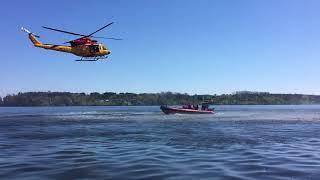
<box><xmin>1</xmin><ymin>106</ymin><xmax>320</xmax><ymax>179</ymax></box>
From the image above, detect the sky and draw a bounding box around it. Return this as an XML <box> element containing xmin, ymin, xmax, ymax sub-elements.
<box><xmin>1</xmin><ymin>0</ymin><xmax>320</xmax><ymax>96</ymax></box>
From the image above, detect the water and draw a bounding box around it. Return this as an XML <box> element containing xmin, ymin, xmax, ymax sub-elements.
<box><xmin>1</xmin><ymin>105</ymin><xmax>320</xmax><ymax>179</ymax></box>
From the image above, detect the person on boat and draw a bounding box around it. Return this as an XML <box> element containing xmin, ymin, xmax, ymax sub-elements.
<box><xmin>201</xmin><ymin>104</ymin><xmax>208</xmax><ymax>111</ymax></box>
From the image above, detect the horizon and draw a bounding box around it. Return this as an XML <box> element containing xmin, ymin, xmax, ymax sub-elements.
<box><xmin>1</xmin><ymin>90</ymin><xmax>320</xmax><ymax>97</ymax></box>
<box><xmin>2</xmin><ymin>0</ymin><xmax>320</xmax><ymax>96</ymax></box>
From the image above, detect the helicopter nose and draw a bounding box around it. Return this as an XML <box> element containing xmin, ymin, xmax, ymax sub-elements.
<box><xmin>102</xmin><ymin>50</ymin><xmax>110</xmax><ymax>55</ymax></box>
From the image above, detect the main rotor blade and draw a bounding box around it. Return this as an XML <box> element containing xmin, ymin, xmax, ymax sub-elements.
<box><xmin>91</xmin><ymin>36</ymin><xmax>123</xmax><ymax>40</ymax></box>
<box><xmin>42</xmin><ymin>26</ymin><xmax>87</xmax><ymax>37</ymax></box>
<box><xmin>63</xmin><ymin>37</ymin><xmax>122</xmax><ymax>44</ymax></box>
<box><xmin>87</xmin><ymin>22</ymin><xmax>114</xmax><ymax>37</ymax></box>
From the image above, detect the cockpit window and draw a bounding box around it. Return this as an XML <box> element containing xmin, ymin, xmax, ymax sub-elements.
<box><xmin>90</xmin><ymin>45</ymin><xmax>99</xmax><ymax>52</ymax></box>
<box><xmin>102</xmin><ymin>46</ymin><xmax>107</xmax><ymax>50</ymax></box>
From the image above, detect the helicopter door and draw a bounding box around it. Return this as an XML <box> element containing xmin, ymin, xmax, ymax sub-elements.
<box><xmin>89</xmin><ymin>45</ymin><xmax>100</xmax><ymax>53</ymax></box>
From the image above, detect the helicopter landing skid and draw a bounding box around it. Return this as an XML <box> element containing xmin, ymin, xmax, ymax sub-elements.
<box><xmin>75</xmin><ymin>56</ymin><xmax>108</xmax><ymax>62</ymax></box>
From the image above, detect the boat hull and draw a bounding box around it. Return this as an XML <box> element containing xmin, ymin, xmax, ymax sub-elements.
<box><xmin>160</xmin><ymin>105</ymin><xmax>214</xmax><ymax>114</ymax></box>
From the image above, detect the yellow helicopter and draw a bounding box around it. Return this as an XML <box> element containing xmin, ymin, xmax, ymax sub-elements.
<box><xmin>22</xmin><ymin>22</ymin><xmax>121</xmax><ymax>61</ymax></box>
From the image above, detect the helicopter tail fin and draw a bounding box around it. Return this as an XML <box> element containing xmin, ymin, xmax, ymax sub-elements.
<box><xmin>21</xmin><ymin>27</ymin><xmax>42</xmax><ymax>45</ymax></box>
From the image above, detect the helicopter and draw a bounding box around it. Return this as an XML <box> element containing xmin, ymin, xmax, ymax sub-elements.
<box><xmin>21</xmin><ymin>22</ymin><xmax>121</xmax><ymax>61</ymax></box>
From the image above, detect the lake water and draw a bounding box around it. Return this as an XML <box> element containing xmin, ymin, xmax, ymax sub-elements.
<box><xmin>1</xmin><ymin>105</ymin><xmax>320</xmax><ymax>179</ymax></box>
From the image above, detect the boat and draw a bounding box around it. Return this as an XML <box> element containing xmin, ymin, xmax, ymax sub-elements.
<box><xmin>160</xmin><ymin>104</ymin><xmax>214</xmax><ymax>114</ymax></box>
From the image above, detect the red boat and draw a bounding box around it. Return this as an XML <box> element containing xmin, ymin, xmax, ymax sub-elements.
<box><xmin>160</xmin><ymin>105</ymin><xmax>214</xmax><ymax>114</ymax></box>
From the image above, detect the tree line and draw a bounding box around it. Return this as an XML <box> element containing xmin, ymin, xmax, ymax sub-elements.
<box><xmin>1</xmin><ymin>91</ymin><xmax>320</xmax><ymax>106</ymax></box>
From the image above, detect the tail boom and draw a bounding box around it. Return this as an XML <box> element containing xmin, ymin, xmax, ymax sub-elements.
<box><xmin>28</xmin><ymin>34</ymin><xmax>42</xmax><ymax>45</ymax></box>
<box><xmin>22</xmin><ymin>27</ymin><xmax>72</xmax><ymax>54</ymax></box>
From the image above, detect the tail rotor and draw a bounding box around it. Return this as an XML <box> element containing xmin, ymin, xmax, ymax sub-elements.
<box><xmin>21</xmin><ymin>27</ymin><xmax>40</xmax><ymax>38</ymax></box>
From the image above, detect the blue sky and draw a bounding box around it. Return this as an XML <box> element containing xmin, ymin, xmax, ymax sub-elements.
<box><xmin>1</xmin><ymin>0</ymin><xmax>320</xmax><ymax>96</ymax></box>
